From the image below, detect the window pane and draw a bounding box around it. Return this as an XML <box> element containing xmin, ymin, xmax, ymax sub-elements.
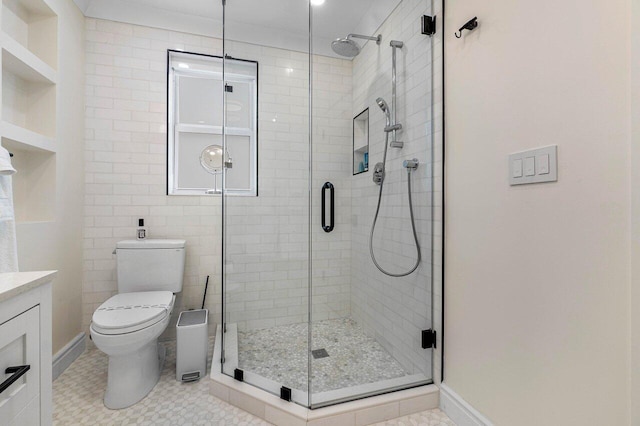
<box><xmin>225</xmin><ymin>135</ymin><xmax>252</xmax><ymax>190</ymax></box>
<box><xmin>178</xmin><ymin>76</ymin><xmax>223</xmax><ymax>126</ymax></box>
<box><xmin>226</xmin><ymin>81</ymin><xmax>252</xmax><ymax>129</ymax></box>
<box><xmin>177</xmin><ymin>132</ymin><xmax>222</xmax><ymax>190</ymax></box>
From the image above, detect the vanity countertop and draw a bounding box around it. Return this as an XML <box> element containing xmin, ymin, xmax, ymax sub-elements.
<box><xmin>0</xmin><ymin>271</ymin><xmax>57</xmax><ymax>303</ymax></box>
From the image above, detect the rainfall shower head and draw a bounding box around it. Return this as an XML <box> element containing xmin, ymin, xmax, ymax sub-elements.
<box><xmin>331</xmin><ymin>33</ymin><xmax>382</xmax><ymax>58</ymax></box>
<box><xmin>331</xmin><ymin>38</ymin><xmax>361</xmax><ymax>58</ymax></box>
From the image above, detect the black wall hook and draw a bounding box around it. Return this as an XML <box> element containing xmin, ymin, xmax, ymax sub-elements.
<box><xmin>455</xmin><ymin>17</ymin><xmax>478</xmax><ymax>38</ymax></box>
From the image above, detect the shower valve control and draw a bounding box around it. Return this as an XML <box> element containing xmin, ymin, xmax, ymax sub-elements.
<box><xmin>373</xmin><ymin>162</ymin><xmax>385</xmax><ymax>185</ymax></box>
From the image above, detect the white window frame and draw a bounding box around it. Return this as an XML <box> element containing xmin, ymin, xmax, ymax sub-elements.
<box><xmin>167</xmin><ymin>50</ymin><xmax>258</xmax><ymax>196</ymax></box>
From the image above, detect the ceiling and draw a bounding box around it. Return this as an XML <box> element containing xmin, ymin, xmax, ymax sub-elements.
<box><xmin>73</xmin><ymin>0</ymin><xmax>402</xmax><ymax>58</ymax></box>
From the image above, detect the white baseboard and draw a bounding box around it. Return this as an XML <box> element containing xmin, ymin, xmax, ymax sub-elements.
<box><xmin>440</xmin><ymin>383</ymin><xmax>494</xmax><ymax>426</ymax></box>
<box><xmin>52</xmin><ymin>332</ymin><xmax>86</xmax><ymax>381</ymax></box>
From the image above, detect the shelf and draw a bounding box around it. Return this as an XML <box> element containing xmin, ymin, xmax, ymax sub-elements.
<box><xmin>1</xmin><ymin>121</ymin><xmax>56</xmax><ymax>153</ymax></box>
<box><xmin>0</xmin><ymin>0</ymin><xmax>57</xmax><ymax>224</ymax></box>
<box><xmin>1</xmin><ymin>32</ymin><xmax>56</xmax><ymax>84</ymax></box>
<box><xmin>1</xmin><ymin>0</ymin><xmax>58</xmax><ymax>70</ymax></box>
<box><xmin>354</xmin><ymin>145</ymin><xmax>368</xmax><ymax>153</ymax></box>
<box><xmin>10</xmin><ymin>0</ymin><xmax>56</xmax><ymax>17</ymax></box>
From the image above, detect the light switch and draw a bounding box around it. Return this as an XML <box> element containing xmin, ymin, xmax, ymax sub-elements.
<box><xmin>537</xmin><ymin>154</ymin><xmax>549</xmax><ymax>175</ymax></box>
<box><xmin>524</xmin><ymin>157</ymin><xmax>535</xmax><ymax>176</ymax></box>
<box><xmin>512</xmin><ymin>159</ymin><xmax>523</xmax><ymax>178</ymax></box>
<box><xmin>509</xmin><ymin>145</ymin><xmax>557</xmax><ymax>185</ymax></box>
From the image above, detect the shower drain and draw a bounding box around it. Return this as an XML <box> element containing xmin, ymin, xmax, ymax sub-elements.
<box><xmin>311</xmin><ymin>349</ymin><xmax>329</xmax><ymax>359</ymax></box>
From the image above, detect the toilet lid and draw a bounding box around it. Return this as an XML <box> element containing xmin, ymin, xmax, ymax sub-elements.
<box><xmin>92</xmin><ymin>291</ymin><xmax>174</xmax><ymax>335</ymax></box>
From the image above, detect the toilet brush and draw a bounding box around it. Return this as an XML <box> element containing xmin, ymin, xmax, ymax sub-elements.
<box><xmin>201</xmin><ymin>275</ymin><xmax>209</xmax><ymax>310</ymax></box>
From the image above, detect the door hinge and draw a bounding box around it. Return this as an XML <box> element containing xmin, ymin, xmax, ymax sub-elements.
<box><xmin>422</xmin><ymin>15</ymin><xmax>436</xmax><ymax>36</ymax></box>
<box><xmin>422</xmin><ymin>329</ymin><xmax>436</xmax><ymax>349</ymax></box>
<box><xmin>225</xmin><ymin>84</ymin><xmax>233</xmax><ymax>93</ymax></box>
<box><xmin>280</xmin><ymin>386</ymin><xmax>292</xmax><ymax>402</ymax></box>
<box><xmin>234</xmin><ymin>368</ymin><xmax>244</xmax><ymax>382</ymax></box>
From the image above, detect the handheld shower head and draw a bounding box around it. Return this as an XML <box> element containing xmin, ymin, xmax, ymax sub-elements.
<box><xmin>376</xmin><ymin>97</ymin><xmax>391</xmax><ymax>126</ymax></box>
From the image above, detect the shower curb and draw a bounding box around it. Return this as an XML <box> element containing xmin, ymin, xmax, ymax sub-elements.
<box><xmin>209</xmin><ymin>325</ymin><xmax>440</xmax><ymax>425</ymax></box>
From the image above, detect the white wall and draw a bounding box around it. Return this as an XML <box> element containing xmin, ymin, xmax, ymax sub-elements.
<box><xmin>444</xmin><ymin>0</ymin><xmax>630</xmax><ymax>424</ymax></box>
<box><xmin>14</xmin><ymin>0</ymin><xmax>85</xmax><ymax>354</ymax></box>
<box><xmin>349</xmin><ymin>0</ymin><xmax>438</xmax><ymax>377</ymax></box>
<box><xmin>82</xmin><ymin>18</ymin><xmax>353</xmax><ymax>336</ymax></box>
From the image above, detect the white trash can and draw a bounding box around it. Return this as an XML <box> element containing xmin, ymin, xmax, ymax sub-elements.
<box><xmin>176</xmin><ymin>309</ymin><xmax>208</xmax><ymax>382</ymax></box>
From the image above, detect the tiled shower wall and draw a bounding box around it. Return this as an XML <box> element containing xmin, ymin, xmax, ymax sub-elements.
<box><xmin>350</xmin><ymin>0</ymin><xmax>439</xmax><ymax>377</ymax></box>
<box><xmin>82</xmin><ymin>18</ymin><xmax>353</xmax><ymax>336</ymax></box>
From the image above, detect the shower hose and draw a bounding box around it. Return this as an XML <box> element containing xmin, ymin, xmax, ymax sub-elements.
<box><xmin>369</xmin><ymin>132</ymin><xmax>422</xmax><ymax>277</ymax></box>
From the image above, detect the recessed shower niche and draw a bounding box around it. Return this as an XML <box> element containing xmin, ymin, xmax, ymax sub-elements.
<box><xmin>353</xmin><ymin>108</ymin><xmax>369</xmax><ymax>175</ymax></box>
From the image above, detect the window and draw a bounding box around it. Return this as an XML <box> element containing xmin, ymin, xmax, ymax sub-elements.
<box><xmin>167</xmin><ymin>51</ymin><xmax>258</xmax><ymax>196</ymax></box>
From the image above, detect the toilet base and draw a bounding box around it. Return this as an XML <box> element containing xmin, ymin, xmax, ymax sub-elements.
<box><xmin>104</xmin><ymin>341</ymin><xmax>166</xmax><ymax>409</ymax></box>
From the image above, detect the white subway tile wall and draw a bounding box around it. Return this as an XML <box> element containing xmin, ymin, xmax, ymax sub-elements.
<box><xmin>84</xmin><ymin>19</ymin><xmax>225</xmax><ymax>340</ymax></box>
<box><xmin>83</xmin><ymin>19</ymin><xmax>353</xmax><ymax>338</ymax></box>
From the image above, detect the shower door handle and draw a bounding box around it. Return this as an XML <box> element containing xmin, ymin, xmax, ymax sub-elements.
<box><xmin>322</xmin><ymin>182</ymin><xmax>334</xmax><ymax>233</ymax></box>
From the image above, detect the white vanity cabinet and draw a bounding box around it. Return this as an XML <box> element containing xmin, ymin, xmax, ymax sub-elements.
<box><xmin>0</xmin><ymin>271</ymin><xmax>55</xmax><ymax>426</ymax></box>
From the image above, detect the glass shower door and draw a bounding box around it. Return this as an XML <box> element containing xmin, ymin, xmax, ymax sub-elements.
<box><xmin>221</xmin><ymin>0</ymin><xmax>312</xmax><ymax>406</ymax></box>
<box><xmin>309</xmin><ymin>0</ymin><xmax>435</xmax><ymax>408</ymax></box>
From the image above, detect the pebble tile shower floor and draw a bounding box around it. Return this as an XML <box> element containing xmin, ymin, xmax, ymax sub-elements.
<box><xmin>53</xmin><ymin>335</ymin><xmax>454</xmax><ymax>425</ymax></box>
<box><xmin>238</xmin><ymin>318</ymin><xmax>412</xmax><ymax>393</ymax></box>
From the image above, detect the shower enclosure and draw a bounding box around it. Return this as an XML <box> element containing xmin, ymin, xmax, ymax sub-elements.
<box><xmin>218</xmin><ymin>0</ymin><xmax>439</xmax><ymax>409</ymax></box>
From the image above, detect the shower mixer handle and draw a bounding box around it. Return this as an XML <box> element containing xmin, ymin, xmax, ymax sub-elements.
<box><xmin>373</xmin><ymin>162</ymin><xmax>385</xmax><ymax>185</ymax></box>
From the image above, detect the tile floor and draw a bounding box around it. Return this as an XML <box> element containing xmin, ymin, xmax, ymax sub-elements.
<box><xmin>53</xmin><ymin>338</ymin><xmax>455</xmax><ymax>425</ymax></box>
<box><xmin>238</xmin><ymin>318</ymin><xmax>412</xmax><ymax>393</ymax></box>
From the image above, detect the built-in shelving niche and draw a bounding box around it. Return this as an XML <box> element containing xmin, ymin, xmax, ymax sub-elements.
<box><xmin>2</xmin><ymin>0</ymin><xmax>57</xmax><ymax>70</ymax></box>
<box><xmin>1</xmin><ymin>0</ymin><xmax>57</xmax><ymax>223</ymax></box>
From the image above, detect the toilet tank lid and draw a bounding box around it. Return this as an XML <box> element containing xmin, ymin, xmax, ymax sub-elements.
<box><xmin>116</xmin><ymin>239</ymin><xmax>186</xmax><ymax>249</ymax></box>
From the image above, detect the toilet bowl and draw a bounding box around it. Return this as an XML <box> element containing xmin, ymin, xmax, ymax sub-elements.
<box><xmin>91</xmin><ymin>239</ymin><xmax>186</xmax><ymax>409</ymax></box>
<box><xmin>90</xmin><ymin>291</ymin><xmax>175</xmax><ymax>409</ymax></box>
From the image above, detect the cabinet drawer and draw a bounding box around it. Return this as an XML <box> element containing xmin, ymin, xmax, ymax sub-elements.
<box><xmin>0</xmin><ymin>306</ymin><xmax>40</xmax><ymax>425</ymax></box>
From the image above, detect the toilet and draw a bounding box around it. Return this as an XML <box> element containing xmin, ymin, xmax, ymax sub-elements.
<box><xmin>90</xmin><ymin>239</ymin><xmax>186</xmax><ymax>409</ymax></box>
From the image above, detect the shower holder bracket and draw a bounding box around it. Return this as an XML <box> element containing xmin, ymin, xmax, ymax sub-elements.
<box><xmin>390</xmin><ymin>140</ymin><xmax>404</xmax><ymax>149</ymax></box>
<box><xmin>422</xmin><ymin>329</ymin><xmax>436</xmax><ymax>349</ymax></box>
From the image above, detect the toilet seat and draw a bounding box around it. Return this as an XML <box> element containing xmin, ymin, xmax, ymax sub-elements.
<box><xmin>92</xmin><ymin>291</ymin><xmax>174</xmax><ymax>335</ymax></box>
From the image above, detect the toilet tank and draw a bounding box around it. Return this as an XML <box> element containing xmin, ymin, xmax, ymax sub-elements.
<box><xmin>116</xmin><ymin>239</ymin><xmax>186</xmax><ymax>293</ymax></box>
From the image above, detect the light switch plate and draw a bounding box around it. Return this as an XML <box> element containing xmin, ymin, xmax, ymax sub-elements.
<box><xmin>509</xmin><ymin>145</ymin><xmax>557</xmax><ymax>185</ymax></box>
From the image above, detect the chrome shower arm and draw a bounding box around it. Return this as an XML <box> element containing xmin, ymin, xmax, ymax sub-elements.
<box><xmin>347</xmin><ymin>33</ymin><xmax>382</xmax><ymax>45</ymax></box>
